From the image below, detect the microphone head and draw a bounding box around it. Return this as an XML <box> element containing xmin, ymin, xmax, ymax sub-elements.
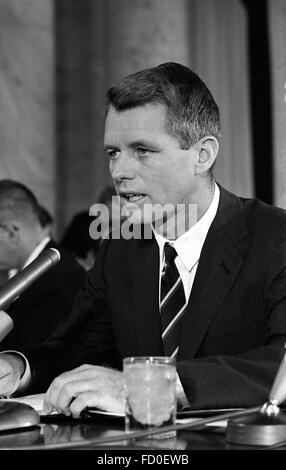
<box><xmin>44</xmin><ymin>248</ymin><xmax>61</xmax><ymax>265</ymax></box>
<box><xmin>0</xmin><ymin>247</ymin><xmax>61</xmax><ymax>314</ymax></box>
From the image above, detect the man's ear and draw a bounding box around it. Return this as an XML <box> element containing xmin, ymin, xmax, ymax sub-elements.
<box><xmin>194</xmin><ymin>136</ymin><xmax>219</xmax><ymax>175</ymax></box>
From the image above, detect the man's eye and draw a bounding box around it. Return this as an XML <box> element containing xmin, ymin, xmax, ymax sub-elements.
<box><xmin>106</xmin><ymin>150</ymin><xmax>119</xmax><ymax>159</ymax></box>
<box><xmin>136</xmin><ymin>148</ymin><xmax>150</xmax><ymax>157</ymax></box>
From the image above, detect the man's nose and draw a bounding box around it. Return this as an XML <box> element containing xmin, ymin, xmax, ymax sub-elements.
<box><xmin>110</xmin><ymin>153</ymin><xmax>135</xmax><ymax>181</ymax></box>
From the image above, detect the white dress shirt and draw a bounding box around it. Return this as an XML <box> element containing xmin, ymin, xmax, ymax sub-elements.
<box><xmin>154</xmin><ymin>184</ymin><xmax>220</xmax><ymax>303</ymax></box>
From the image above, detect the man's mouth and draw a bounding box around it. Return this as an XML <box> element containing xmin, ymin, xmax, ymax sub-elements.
<box><xmin>120</xmin><ymin>193</ymin><xmax>146</xmax><ymax>203</ymax></box>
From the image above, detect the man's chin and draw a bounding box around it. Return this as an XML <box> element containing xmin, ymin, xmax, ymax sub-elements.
<box><xmin>121</xmin><ymin>204</ymin><xmax>151</xmax><ymax>225</ymax></box>
<box><xmin>123</xmin><ymin>213</ymin><xmax>152</xmax><ymax>226</ymax></box>
<box><xmin>121</xmin><ymin>205</ymin><xmax>177</xmax><ymax>227</ymax></box>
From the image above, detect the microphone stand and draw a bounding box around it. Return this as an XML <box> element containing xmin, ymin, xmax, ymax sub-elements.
<box><xmin>226</xmin><ymin>351</ymin><xmax>286</xmax><ymax>446</ymax></box>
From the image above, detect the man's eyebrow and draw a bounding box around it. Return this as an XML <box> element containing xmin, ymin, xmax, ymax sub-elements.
<box><xmin>129</xmin><ymin>139</ymin><xmax>157</xmax><ymax>148</ymax></box>
<box><xmin>103</xmin><ymin>144</ymin><xmax>118</xmax><ymax>151</ymax></box>
<box><xmin>104</xmin><ymin>139</ymin><xmax>159</xmax><ymax>151</ymax></box>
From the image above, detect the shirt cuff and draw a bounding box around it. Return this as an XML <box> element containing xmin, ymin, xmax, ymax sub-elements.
<box><xmin>1</xmin><ymin>350</ymin><xmax>31</xmax><ymax>393</ymax></box>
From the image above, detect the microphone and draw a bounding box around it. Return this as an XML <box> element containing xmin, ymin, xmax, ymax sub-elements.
<box><xmin>0</xmin><ymin>248</ymin><xmax>61</xmax><ymax>341</ymax></box>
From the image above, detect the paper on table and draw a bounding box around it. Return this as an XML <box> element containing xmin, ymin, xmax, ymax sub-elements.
<box><xmin>6</xmin><ymin>393</ymin><xmax>58</xmax><ymax>416</ymax></box>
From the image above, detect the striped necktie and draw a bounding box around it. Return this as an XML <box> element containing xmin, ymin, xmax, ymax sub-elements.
<box><xmin>160</xmin><ymin>243</ymin><xmax>188</xmax><ymax>358</ymax></box>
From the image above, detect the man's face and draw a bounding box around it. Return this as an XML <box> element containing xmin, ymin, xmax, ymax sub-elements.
<box><xmin>0</xmin><ymin>222</ymin><xmax>18</xmax><ymax>270</ymax></box>
<box><xmin>104</xmin><ymin>103</ymin><xmax>199</xmax><ymax>227</ymax></box>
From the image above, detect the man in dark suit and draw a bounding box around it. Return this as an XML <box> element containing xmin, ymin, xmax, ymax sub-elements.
<box><xmin>1</xmin><ymin>63</ymin><xmax>286</xmax><ymax>415</ymax></box>
<box><xmin>0</xmin><ymin>180</ymin><xmax>86</xmax><ymax>350</ymax></box>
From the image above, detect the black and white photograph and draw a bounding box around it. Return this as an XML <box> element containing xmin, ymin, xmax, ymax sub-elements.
<box><xmin>0</xmin><ymin>0</ymin><xmax>286</xmax><ymax>457</ymax></box>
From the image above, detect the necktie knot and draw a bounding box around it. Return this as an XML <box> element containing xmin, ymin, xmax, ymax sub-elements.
<box><xmin>164</xmin><ymin>243</ymin><xmax>177</xmax><ymax>268</ymax></box>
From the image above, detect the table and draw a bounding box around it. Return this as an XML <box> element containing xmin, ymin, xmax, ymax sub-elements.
<box><xmin>0</xmin><ymin>412</ymin><xmax>282</xmax><ymax>451</ymax></box>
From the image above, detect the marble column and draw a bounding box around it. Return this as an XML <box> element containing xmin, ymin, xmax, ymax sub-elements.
<box><xmin>0</xmin><ymin>0</ymin><xmax>55</xmax><ymax>217</ymax></box>
<box><xmin>105</xmin><ymin>0</ymin><xmax>191</xmax><ymax>86</ymax></box>
<box><xmin>186</xmin><ymin>0</ymin><xmax>253</xmax><ymax>198</ymax></box>
<box><xmin>55</xmin><ymin>0</ymin><xmax>108</xmax><ymax>235</ymax></box>
<box><xmin>268</xmin><ymin>0</ymin><xmax>286</xmax><ymax>208</ymax></box>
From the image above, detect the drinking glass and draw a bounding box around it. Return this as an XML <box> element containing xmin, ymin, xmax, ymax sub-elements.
<box><xmin>123</xmin><ymin>356</ymin><xmax>177</xmax><ymax>439</ymax></box>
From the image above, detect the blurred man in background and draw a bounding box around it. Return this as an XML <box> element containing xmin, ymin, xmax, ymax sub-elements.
<box><xmin>0</xmin><ymin>179</ymin><xmax>85</xmax><ymax>350</ymax></box>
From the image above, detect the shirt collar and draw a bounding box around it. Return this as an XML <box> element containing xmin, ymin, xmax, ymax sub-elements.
<box><xmin>154</xmin><ymin>184</ymin><xmax>220</xmax><ymax>272</ymax></box>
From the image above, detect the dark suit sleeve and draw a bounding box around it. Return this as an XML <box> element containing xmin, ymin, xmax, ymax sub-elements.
<box><xmin>177</xmin><ymin>240</ymin><xmax>286</xmax><ymax>410</ymax></box>
<box><xmin>5</xmin><ymin>286</ymin><xmax>79</xmax><ymax>348</ymax></box>
<box><xmin>19</xmin><ymin>241</ymin><xmax>120</xmax><ymax>394</ymax></box>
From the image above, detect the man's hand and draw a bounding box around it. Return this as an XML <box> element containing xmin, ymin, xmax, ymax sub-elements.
<box><xmin>0</xmin><ymin>353</ymin><xmax>25</xmax><ymax>397</ymax></box>
<box><xmin>43</xmin><ymin>364</ymin><xmax>125</xmax><ymax>418</ymax></box>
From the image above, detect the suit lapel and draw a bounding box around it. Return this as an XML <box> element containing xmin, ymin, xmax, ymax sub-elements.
<box><xmin>131</xmin><ymin>237</ymin><xmax>164</xmax><ymax>356</ymax></box>
<box><xmin>178</xmin><ymin>188</ymin><xmax>249</xmax><ymax>359</ymax></box>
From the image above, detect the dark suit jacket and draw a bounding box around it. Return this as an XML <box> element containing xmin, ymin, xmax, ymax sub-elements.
<box><xmin>20</xmin><ymin>188</ymin><xmax>286</xmax><ymax>409</ymax></box>
<box><xmin>1</xmin><ymin>241</ymin><xmax>86</xmax><ymax>350</ymax></box>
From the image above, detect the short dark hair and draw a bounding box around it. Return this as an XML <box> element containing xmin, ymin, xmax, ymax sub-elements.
<box><xmin>0</xmin><ymin>179</ymin><xmax>41</xmax><ymax>224</ymax></box>
<box><xmin>106</xmin><ymin>62</ymin><xmax>221</xmax><ymax>149</ymax></box>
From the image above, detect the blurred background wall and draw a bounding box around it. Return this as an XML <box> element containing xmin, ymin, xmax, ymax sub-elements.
<box><xmin>0</xmin><ymin>0</ymin><xmax>285</xmax><ymax>236</ymax></box>
<box><xmin>0</xmin><ymin>0</ymin><xmax>55</xmax><ymax>217</ymax></box>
